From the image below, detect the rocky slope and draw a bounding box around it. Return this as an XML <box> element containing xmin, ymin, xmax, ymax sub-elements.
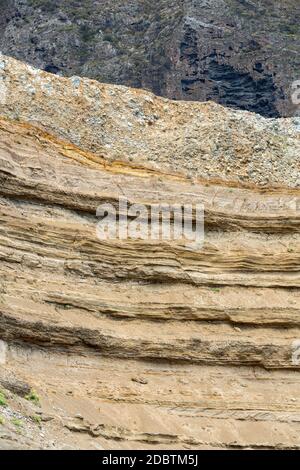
<box><xmin>0</xmin><ymin>0</ymin><xmax>299</xmax><ymax>117</ymax></box>
<box><xmin>0</xmin><ymin>55</ymin><xmax>300</xmax><ymax>449</ymax></box>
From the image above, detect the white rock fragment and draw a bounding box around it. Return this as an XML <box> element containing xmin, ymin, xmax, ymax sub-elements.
<box><xmin>0</xmin><ymin>340</ymin><xmax>8</xmax><ymax>365</ymax></box>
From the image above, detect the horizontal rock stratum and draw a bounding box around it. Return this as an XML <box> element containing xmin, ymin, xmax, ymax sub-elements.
<box><xmin>0</xmin><ymin>55</ymin><xmax>299</xmax><ymax>450</ymax></box>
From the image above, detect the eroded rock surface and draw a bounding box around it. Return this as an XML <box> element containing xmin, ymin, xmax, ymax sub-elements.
<box><xmin>0</xmin><ymin>1</ymin><xmax>299</xmax><ymax>117</ymax></box>
<box><xmin>0</xmin><ymin>56</ymin><xmax>299</xmax><ymax>449</ymax></box>
<box><xmin>0</xmin><ymin>53</ymin><xmax>299</xmax><ymax>188</ymax></box>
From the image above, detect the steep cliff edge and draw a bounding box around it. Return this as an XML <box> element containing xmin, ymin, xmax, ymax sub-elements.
<box><xmin>0</xmin><ymin>0</ymin><xmax>299</xmax><ymax>117</ymax></box>
<box><xmin>0</xmin><ymin>55</ymin><xmax>299</xmax><ymax>449</ymax></box>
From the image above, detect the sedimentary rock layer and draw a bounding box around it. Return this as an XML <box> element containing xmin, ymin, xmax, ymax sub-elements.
<box><xmin>1</xmin><ymin>0</ymin><xmax>299</xmax><ymax>117</ymax></box>
<box><xmin>0</xmin><ymin>56</ymin><xmax>299</xmax><ymax>449</ymax></box>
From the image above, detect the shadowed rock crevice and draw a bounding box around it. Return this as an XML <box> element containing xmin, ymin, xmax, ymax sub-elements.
<box><xmin>204</xmin><ymin>59</ymin><xmax>280</xmax><ymax>117</ymax></box>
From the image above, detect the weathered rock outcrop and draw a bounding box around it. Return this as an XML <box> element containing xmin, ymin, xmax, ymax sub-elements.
<box><xmin>0</xmin><ymin>55</ymin><xmax>299</xmax><ymax>449</ymax></box>
<box><xmin>0</xmin><ymin>0</ymin><xmax>299</xmax><ymax>117</ymax></box>
<box><xmin>0</xmin><ymin>54</ymin><xmax>300</xmax><ymax>188</ymax></box>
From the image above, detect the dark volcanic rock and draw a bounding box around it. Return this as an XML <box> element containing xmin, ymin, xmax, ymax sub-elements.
<box><xmin>0</xmin><ymin>0</ymin><xmax>299</xmax><ymax>117</ymax></box>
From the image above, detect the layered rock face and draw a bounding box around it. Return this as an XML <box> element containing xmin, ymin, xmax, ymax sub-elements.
<box><xmin>0</xmin><ymin>55</ymin><xmax>300</xmax><ymax>449</ymax></box>
<box><xmin>0</xmin><ymin>0</ymin><xmax>299</xmax><ymax>117</ymax></box>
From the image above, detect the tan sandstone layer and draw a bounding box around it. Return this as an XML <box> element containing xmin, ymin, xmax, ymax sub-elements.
<box><xmin>0</xmin><ymin>55</ymin><xmax>299</xmax><ymax>449</ymax></box>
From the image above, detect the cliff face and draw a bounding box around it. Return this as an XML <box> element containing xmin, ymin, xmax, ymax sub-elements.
<box><xmin>0</xmin><ymin>53</ymin><xmax>300</xmax><ymax>188</ymax></box>
<box><xmin>0</xmin><ymin>55</ymin><xmax>300</xmax><ymax>449</ymax></box>
<box><xmin>0</xmin><ymin>0</ymin><xmax>299</xmax><ymax>117</ymax></box>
